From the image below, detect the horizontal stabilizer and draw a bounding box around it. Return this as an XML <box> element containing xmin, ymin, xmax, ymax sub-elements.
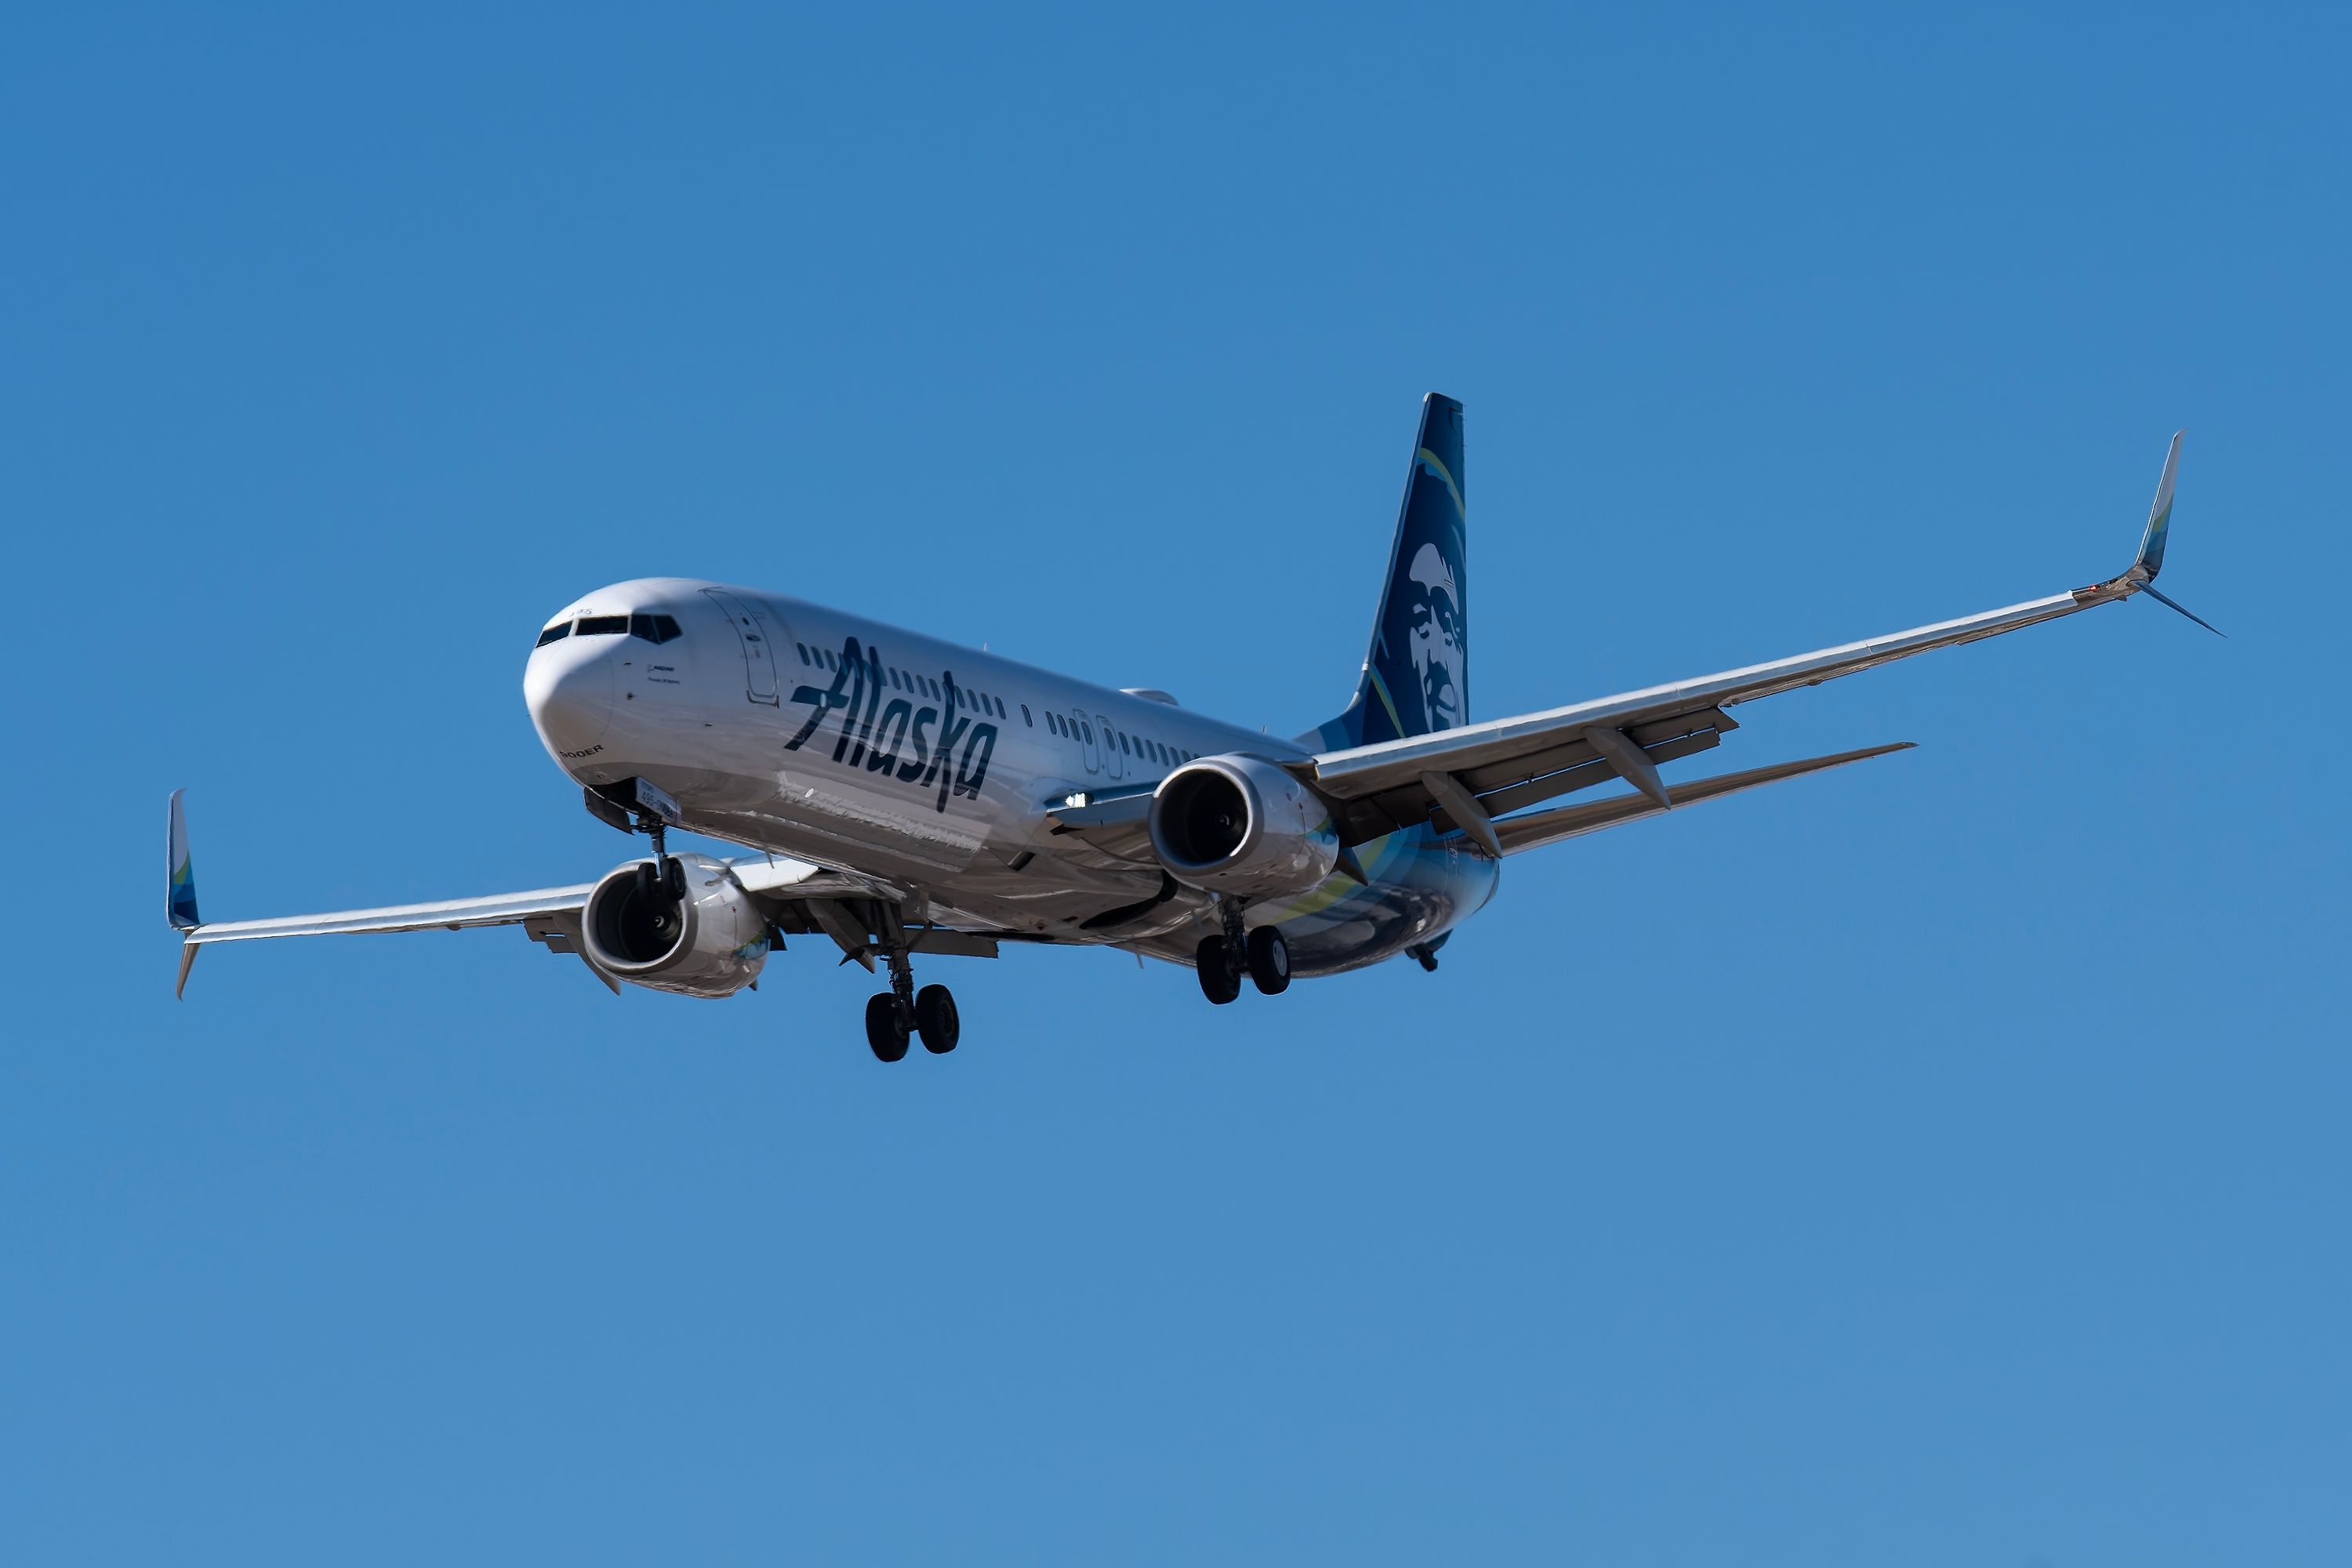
<box><xmin>1493</xmin><ymin>743</ymin><xmax>1915</xmax><ymax>855</ymax></box>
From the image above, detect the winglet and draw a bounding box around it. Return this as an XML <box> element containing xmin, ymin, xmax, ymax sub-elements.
<box><xmin>2134</xmin><ymin>430</ymin><xmax>2183</xmax><ymax>579</ymax></box>
<box><xmin>167</xmin><ymin>789</ymin><xmax>201</xmax><ymax>931</ymax></box>
<box><xmin>2086</xmin><ymin>430</ymin><xmax>2221</xmax><ymax>635</ymax></box>
<box><xmin>169</xmin><ymin>789</ymin><xmax>203</xmax><ymax>997</ymax></box>
<box><xmin>2131</xmin><ymin>432</ymin><xmax>2223</xmax><ymax>634</ymax></box>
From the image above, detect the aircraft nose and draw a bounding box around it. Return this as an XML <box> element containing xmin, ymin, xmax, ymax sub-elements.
<box><xmin>525</xmin><ymin>638</ymin><xmax>615</xmax><ymax>759</ymax></box>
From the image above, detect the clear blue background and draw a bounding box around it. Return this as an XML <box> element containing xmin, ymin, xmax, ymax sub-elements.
<box><xmin>4</xmin><ymin>5</ymin><xmax>2346</xmax><ymax>1563</ymax></box>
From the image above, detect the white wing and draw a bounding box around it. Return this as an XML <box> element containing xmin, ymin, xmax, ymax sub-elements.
<box><xmin>1298</xmin><ymin>434</ymin><xmax>2204</xmax><ymax>850</ymax></box>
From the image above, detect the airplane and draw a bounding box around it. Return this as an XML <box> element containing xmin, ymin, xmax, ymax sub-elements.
<box><xmin>166</xmin><ymin>395</ymin><xmax>2213</xmax><ymax>1061</ymax></box>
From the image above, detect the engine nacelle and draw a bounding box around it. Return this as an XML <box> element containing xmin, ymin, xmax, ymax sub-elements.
<box><xmin>1149</xmin><ymin>754</ymin><xmax>1340</xmax><ymax>898</ymax></box>
<box><xmin>580</xmin><ymin>852</ymin><xmax>769</xmax><ymax>998</ymax></box>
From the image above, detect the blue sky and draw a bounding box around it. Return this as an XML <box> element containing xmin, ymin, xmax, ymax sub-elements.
<box><xmin>4</xmin><ymin>5</ymin><xmax>2347</xmax><ymax>1563</ymax></box>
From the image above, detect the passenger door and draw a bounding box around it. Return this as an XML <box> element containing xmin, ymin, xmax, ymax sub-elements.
<box><xmin>1098</xmin><ymin>713</ymin><xmax>1126</xmax><ymax>782</ymax></box>
<box><xmin>703</xmin><ymin>589</ymin><xmax>780</xmax><ymax>705</ymax></box>
<box><xmin>1073</xmin><ymin>709</ymin><xmax>1101</xmax><ymax>775</ymax></box>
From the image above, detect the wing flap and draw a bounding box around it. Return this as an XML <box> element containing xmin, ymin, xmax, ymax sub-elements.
<box><xmin>1493</xmin><ymin>743</ymin><xmax>1917</xmax><ymax>855</ymax></box>
<box><xmin>1336</xmin><ymin>711</ymin><xmax>1735</xmax><ymax>845</ymax></box>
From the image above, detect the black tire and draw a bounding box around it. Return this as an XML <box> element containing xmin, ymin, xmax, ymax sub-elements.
<box><xmin>1196</xmin><ymin>936</ymin><xmax>1241</xmax><ymax>1005</ymax></box>
<box><xmin>662</xmin><ymin>855</ymin><xmax>686</xmax><ymax>900</ymax></box>
<box><xmin>915</xmin><ymin>984</ymin><xmax>960</xmax><ymax>1054</ymax></box>
<box><xmin>633</xmin><ymin>860</ymin><xmax>657</xmax><ymax>901</ymax></box>
<box><xmin>1246</xmin><ymin>925</ymin><xmax>1291</xmax><ymax>995</ymax></box>
<box><xmin>865</xmin><ymin>993</ymin><xmax>910</xmax><ymax>1062</ymax></box>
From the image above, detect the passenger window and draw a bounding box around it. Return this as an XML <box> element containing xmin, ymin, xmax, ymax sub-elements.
<box><xmin>577</xmin><ymin>615</ymin><xmax>627</xmax><ymax>635</ymax></box>
<box><xmin>535</xmin><ymin>622</ymin><xmax>572</xmax><ymax>648</ymax></box>
<box><xmin>1081</xmin><ymin>722</ymin><xmax>1094</xmax><ymax>744</ymax></box>
<box><xmin>1022</xmin><ymin>703</ymin><xmax>1033</xmax><ymax>727</ymax></box>
<box><xmin>795</xmin><ymin>644</ymin><xmax>810</xmax><ymax>664</ymax></box>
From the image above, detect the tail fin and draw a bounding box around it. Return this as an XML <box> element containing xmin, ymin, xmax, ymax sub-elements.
<box><xmin>1312</xmin><ymin>393</ymin><xmax>1468</xmax><ymax>749</ymax></box>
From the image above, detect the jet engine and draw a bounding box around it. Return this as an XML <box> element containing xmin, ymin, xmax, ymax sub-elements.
<box><xmin>1148</xmin><ymin>754</ymin><xmax>1339</xmax><ymax>898</ymax></box>
<box><xmin>580</xmin><ymin>852</ymin><xmax>769</xmax><ymax>997</ymax></box>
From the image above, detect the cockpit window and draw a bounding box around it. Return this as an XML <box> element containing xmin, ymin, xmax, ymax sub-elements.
<box><xmin>576</xmin><ymin>615</ymin><xmax>629</xmax><ymax>635</ymax></box>
<box><xmin>535</xmin><ymin>622</ymin><xmax>572</xmax><ymax>648</ymax></box>
<box><xmin>630</xmin><ymin>613</ymin><xmax>682</xmax><ymax>644</ymax></box>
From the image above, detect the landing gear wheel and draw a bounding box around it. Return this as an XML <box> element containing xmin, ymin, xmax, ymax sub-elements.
<box><xmin>865</xmin><ymin>993</ymin><xmax>910</xmax><ymax>1062</ymax></box>
<box><xmin>915</xmin><ymin>985</ymin><xmax>960</xmax><ymax>1054</ymax></box>
<box><xmin>1196</xmin><ymin>936</ymin><xmax>1242</xmax><ymax>1005</ymax></box>
<box><xmin>1246</xmin><ymin>926</ymin><xmax>1290</xmax><ymax>995</ymax></box>
<box><xmin>634</xmin><ymin>856</ymin><xmax>687</xmax><ymax>903</ymax></box>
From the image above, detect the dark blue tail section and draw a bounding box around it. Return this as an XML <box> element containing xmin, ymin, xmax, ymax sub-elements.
<box><xmin>1313</xmin><ymin>394</ymin><xmax>1467</xmax><ymax>750</ymax></box>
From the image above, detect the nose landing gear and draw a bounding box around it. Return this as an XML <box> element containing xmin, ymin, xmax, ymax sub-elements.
<box><xmin>631</xmin><ymin>846</ymin><xmax>685</xmax><ymax>903</ymax></box>
<box><xmin>599</xmin><ymin>777</ymin><xmax>687</xmax><ymax>906</ymax></box>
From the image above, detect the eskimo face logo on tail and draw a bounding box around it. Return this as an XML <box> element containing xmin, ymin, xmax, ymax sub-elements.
<box><xmin>1402</xmin><ymin>535</ymin><xmax>1463</xmax><ymax>732</ymax></box>
<box><xmin>784</xmin><ymin>637</ymin><xmax>996</xmax><ymax>813</ymax></box>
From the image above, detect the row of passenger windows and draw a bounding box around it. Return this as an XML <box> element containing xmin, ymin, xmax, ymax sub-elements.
<box><xmin>789</xmin><ymin>641</ymin><xmax>1200</xmax><ymax>769</ymax></box>
<box><xmin>535</xmin><ymin>612</ymin><xmax>683</xmax><ymax>648</ymax></box>
<box><xmin>792</xmin><ymin>643</ymin><xmax>1012</xmax><ymax>720</ymax></box>
<box><xmin>1043</xmin><ymin>708</ymin><xmax>1198</xmax><ymax>768</ymax></box>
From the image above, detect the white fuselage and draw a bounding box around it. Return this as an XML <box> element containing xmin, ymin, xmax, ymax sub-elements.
<box><xmin>523</xmin><ymin>579</ymin><xmax>1494</xmax><ymax>975</ymax></box>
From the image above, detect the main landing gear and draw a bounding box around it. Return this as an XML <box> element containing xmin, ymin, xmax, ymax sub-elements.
<box><xmin>863</xmin><ymin>916</ymin><xmax>960</xmax><ymax>1063</ymax></box>
<box><xmin>1194</xmin><ymin>898</ymin><xmax>1290</xmax><ymax>1006</ymax></box>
